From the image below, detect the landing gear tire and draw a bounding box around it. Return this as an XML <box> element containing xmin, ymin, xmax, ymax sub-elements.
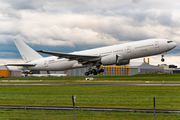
<box><xmin>161</xmin><ymin>58</ymin><xmax>165</xmax><ymax>62</ymax></box>
<box><xmin>93</xmin><ymin>72</ymin><xmax>97</xmax><ymax>75</ymax></box>
<box><xmin>92</xmin><ymin>69</ymin><xmax>97</xmax><ymax>75</ymax></box>
<box><xmin>85</xmin><ymin>67</ymin><xmax>105</xmax><ymax>76</ymax></box>
<box><xmin>99</xmin><ymin>69</ymin><xmax>104</xmax><ymax>73</ymax></box>
<box><xmin>89</xmin><ymin>71</ymin><xmax>92</xmax><ymax>74</ymax></box>
<box><xmin>92</xmin><ymin>69</ymin><xmax>96</xmax><ymax>73</ymax></box>
<box><xmin>85</xmin><ymin>72</ymin><xmax>89</xmax><ymax>76</ymax></box>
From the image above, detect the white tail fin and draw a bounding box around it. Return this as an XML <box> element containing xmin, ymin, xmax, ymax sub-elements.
<box><xmin>13</xmin><ymin>39</ymin><xmax>43</xmax><ymax>63</ymax></box>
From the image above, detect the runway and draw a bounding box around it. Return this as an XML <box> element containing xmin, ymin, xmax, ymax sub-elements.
<box><xmin>0</xmin><ymin>83</ymin><xmax>180</xmax><ymax>86</ymax></box>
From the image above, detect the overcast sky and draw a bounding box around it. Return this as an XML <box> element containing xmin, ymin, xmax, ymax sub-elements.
<box><xmin>0</xmin><ymin>0</ymin><xmax>180</xmax><ymax>66</ymax></box>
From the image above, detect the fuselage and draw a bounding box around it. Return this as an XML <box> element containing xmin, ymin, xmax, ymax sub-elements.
<box><xmin>25</xmin><ymin>39</ymin><xmax>177</xmax><ymax>71</ymax></box>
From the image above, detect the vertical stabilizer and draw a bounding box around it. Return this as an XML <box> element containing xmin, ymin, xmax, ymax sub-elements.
<box><xmin>13</xmin><ymin>39</ymin><xmax>43</xmax><ymax>63</ymax></box>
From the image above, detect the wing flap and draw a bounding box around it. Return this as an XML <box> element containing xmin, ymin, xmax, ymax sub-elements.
<box><xmin>37</xmin><ymin>50</ymin><xmax>101</xmax><ymax>63</ymax></box>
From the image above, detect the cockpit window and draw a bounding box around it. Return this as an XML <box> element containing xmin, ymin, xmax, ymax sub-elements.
<box><xmin>167</xmin><ymin>41</ymin><xmax>173</xmax><ymax>43</ymax></box>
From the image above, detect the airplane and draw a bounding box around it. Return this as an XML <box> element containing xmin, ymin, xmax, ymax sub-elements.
<box><xmin>6</xmin><ymin>39</ymin><xmax>177</xmax><ymax>76</ymax></box>
<box><xmin>22</xmin><ymin>73</ymin><xmax>67</xmax><ymax>77</ymax></box>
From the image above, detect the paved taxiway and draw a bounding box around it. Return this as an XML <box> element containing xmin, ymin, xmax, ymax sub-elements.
<box><xmin>0</xmin><ymin>84</ymin><xmax>180</xmax><ymax>86</ymax></box>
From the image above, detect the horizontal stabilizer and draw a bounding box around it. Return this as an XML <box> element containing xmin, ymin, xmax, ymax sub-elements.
<box><xmin>5</xmin><ymin>64</ymin><xmax>36</xmax><ymax>66</ymax></box>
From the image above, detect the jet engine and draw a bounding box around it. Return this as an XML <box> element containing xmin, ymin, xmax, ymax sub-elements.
<box><xmin>101</xmin><ymin>54</ymin><xmax>130</xmax><ymax>65</ymax></box>
<box><xmin>101</xmin><ymin>54</ymin><xmax>117</xmax><ymax>65</ymax></box>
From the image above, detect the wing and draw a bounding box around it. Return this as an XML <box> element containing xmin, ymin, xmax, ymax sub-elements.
<box><xmin>37</xmin><ymin>50</ymin><xmax>101</xmax><ymax>64</ymax></box>
<box><xmin>5</xmin><ymin>64</ymin><xmax>36</xmax><ymax>66</ymax></box>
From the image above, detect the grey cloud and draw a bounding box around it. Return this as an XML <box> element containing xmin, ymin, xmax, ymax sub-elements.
<box><xmin>0</xmin><ymin>35</ymin><xmax>15</xmax><ymax>44</ymax></box>
<box><xmin>3</xmin><ymin>9</ymin><xmax>21</xmax><ymax>19</ymax></box>
<box><xmin>115</xmin><ymin>9</ymin><xmax>176</xmax><ymax>28</ymax></box>
<box><xmin>2</xmin><ymin>0</ymin><xmax>47</xmax><ymax>10</ymax></box>
<box><xmin>132</xmin><ymin>0</ymin><xmax>140</xmax><ymax>3</ymax></box>
<box><xmin>0</xmin><ymin>0</ymin><xmax>179</xmax><ymax>66</ymax></box>
<box><xmin>1</xmin><ymin>0</ymin><xmax>180</xmax><ymax>53</ymax></box>
<box><xmin>156</xmin><ymin>12</ymin><xmax>172</xmax><ymax>26</ymax></box>
<box><xmin>0</xmin><ymin>1</ymin><xmax>21</xmax><ymax>19</ymax></box>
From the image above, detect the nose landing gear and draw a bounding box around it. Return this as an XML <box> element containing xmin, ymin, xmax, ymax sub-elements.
<box><xmin>161</xmin><ymin>57</ymin><xmax>165</xmax><ymax>62</ymax></box>
<box><xmin>161</xmin><ymin>52</ymin><xmax>167</xmax><ymax>62</ymax></box>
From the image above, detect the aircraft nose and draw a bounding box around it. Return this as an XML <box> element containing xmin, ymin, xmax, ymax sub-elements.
<box><xmin>174</xmin><ymin>42</ymin><xmax>177</xmax><ymax>47</ymax></box>
<box><xmin>169</xmin><ymin>42</ymin><xmax>177</xmax><ymax>49</ymax></box>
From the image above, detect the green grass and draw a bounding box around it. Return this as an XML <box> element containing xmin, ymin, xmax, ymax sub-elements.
<box><xmin>0</xmin><ymin>85</ymin><xmax>179</xmax><ymax>110</ymax></box>
<box><xmin>0</xmin><ymin>74</ymin><xmax>180</xmax><ymax>86</ymax></box>
<box><xmin>1</xmin><ymin>74</ymin><xmax>180</xmax><ymax>82</ymax></box>
<box><xmin>0</xmin><ymin>109</ymin><xmax>180</xmax><ymax>120</ymax></box>
<box><xmin>0</xmin><ymin>74</ymin><xmax>180</xmax><ymax>119</ymax></box>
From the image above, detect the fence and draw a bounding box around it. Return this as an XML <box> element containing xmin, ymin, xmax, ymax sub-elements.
<box><xmin>0</xmin><ymin>94</ymin><xmax>180</xmax><ymax>119</ymax></box>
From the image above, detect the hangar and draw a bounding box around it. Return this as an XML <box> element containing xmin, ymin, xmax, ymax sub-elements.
<box><xmin>0</xmin><ymin>66</ymin><xmax>10</xmax><ymax>77</ymax></box>
<box><xmin>129</xmin><ymin>62</ymin><xmax>164</xmax><ymax>75</ymax></box>
<box><xmin>0</xmin><ymin>66</ymin><xmax>22</xmax><ymax>77</ymax></box>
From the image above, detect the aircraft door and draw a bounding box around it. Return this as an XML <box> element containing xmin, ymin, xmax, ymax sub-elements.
<box><xmin>155</xmin><ymin>41</ymin><xmax>160</xmax><ymax>52</ymax></box>
<box><xmin>127</xmin><ymin>46</ymin><xmax>132</xmax><ymax>58</ymax></box>
<box><xmin>127</xmin><ymin>46</ymin><xmax>131</xmax><ymax>53</ymax></box>
<box><xmin>155</xmin><ymin>41</ymin><xmax>159</xmax><ymax>48</ymax></box>
<box><xmin>44</xmin><ymin>60</ymin><xmax>48</xmax><ymax>67</ymax></box>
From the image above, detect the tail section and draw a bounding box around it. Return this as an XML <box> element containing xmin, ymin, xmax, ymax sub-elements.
<box><xmin>13</xmin><ymin>39</ymin><xmax>43</xmax><ymax>63</ymax></box>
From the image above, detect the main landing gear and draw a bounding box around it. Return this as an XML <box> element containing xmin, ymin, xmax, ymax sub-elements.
<box><xmin>85</xmin><ymin>66</ymin><xmax>105</xmax><ymax>76</ymax></box>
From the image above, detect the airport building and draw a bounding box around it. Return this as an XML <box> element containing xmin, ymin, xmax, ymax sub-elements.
<box><xmin>67</xmin><ymin>66</ymin><xmax>129</xmax><ymax>76</ymax></box>
<box><xmin>0</xmin><ymin>66</ymin><xmax>22</xmax><ymax>77</ymax></box>
<box><xmin>67</xmin><ymin>62</ymin><xmax>164</xmax><ymax>76</ymax></box>
<box><xmin>159</xmin><ymin>64</ymin><xmax>180</xmax><ymax>73</ymax></box>
<box><xmin>0</xmin><ymin>66</ymin><xmax>10</xmax><ymax>77</ymax></box>
<box><xmin>129</xmin><ymin>62</ymin><xmax>164</xmax><ymax>75</ymax></box>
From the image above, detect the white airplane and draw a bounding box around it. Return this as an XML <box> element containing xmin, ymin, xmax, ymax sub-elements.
<box><xmin>22</xmin><ymin>74</ymin><xmax>67</xmax><ymax>77</ymax></box>
<box><xmin>7</xmin><ymin>39</ymin><xmax>177</xmax><ymax>76</ymax></box>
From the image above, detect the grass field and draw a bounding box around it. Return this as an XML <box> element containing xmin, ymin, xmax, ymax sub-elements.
<box><xmin>0</xmin><ymin>109</ymin><xmax>180</xmax><ymax>120</ymax></box>
<box><xmin>0</xmin><ymin>74</ymin><xmax>180</xmax><ymax>84</ymax></box>
<box><xmin>0</xmin><ymin>85</ymin><xmax>179</xmax><ymax>109</ymax></box>
<box><xmin>1</xmin><ymin>73</ymin><xmax>180</xmax><ymax>81</ymax></box>
<box><xmin>0</xmin><ymin>74</ymin><xmax>180</xmax><ymax>119</ymax></box>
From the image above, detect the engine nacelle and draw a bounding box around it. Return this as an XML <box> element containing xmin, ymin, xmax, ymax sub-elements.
<box><xmin>116</xmin><ymin>59</ymin><xmax>130</xmax><ymax>65</ymax></box>
<box><xmin>101</xmin><ymin>54</ymin><xmax>118</xmax><ymax>65</ymax></box>
<box><xmin>101</xmin><ymin>54</ymin><xmax>129</xmax><ymax>65</ymax></box>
